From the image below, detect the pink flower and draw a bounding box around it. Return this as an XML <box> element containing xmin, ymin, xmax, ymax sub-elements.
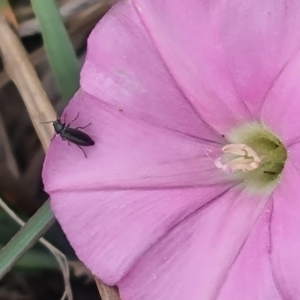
<box><xmin>42</xmin><ymin>0</ymin><xmax>300</xmax><ymax>299</ymax></box>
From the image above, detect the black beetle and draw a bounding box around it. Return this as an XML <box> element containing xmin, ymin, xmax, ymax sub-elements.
<box><xmin>50</xmin><ymin>112</ymin><xmax>95</xmax><ymax>158</ymax></box>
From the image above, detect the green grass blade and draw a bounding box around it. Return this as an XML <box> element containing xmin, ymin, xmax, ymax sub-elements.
<box><xmin>15</xmin><ymin>248</ymin><xmax>58</xmax><ymax>270</ymax></box>
<box><xmin>0</xmin><ymin>200</ymin><xmax>55</xmax><ymax>279</ymax></box>
<box><xmin>0</xmin><ymin>0</ymin><xmax>10</xmax><ymax>8</ymax></box>
<box><xmin>30</xmin><ymin>0</ymin><xmax>80</xmax><ymax>101</ymax></box>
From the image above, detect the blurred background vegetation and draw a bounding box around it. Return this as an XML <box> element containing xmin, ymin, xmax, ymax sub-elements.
<box><xmin>0</xmin><ymin>0</ymin><xmax>117</xmax><ymax>299</ymax></box>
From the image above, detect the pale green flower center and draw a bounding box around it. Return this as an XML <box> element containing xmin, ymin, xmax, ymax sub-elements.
<box><xmin>219</xmin><ymin>122</ymin><xmax>287</xmax><ymax>193</ymax></box>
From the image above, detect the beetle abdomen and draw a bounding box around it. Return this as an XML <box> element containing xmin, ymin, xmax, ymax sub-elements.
<box><xmin>64</xmin><ymin>128</ymin><xmax>95</xmax><ymax>146</ymax></box>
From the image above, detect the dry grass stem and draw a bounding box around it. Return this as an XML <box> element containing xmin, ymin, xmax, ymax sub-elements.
<box><xmin>68</xmin><ymin>0</ymin><xmax>117</xmax><ymax>33</ymax></box>
<box><xmin>0</xmin><ymin>113</ymin><xmax>20</xmax><ymax>178</ymax></box>
<box><xmin>0</xmin><ymin>16</ymin><xmax>55</xmax><ymax>151</ymax></box>
<box><xmin>95</xmin><ymin>278</ymin><xmax>121</xmax><ymax>300</ymax></box>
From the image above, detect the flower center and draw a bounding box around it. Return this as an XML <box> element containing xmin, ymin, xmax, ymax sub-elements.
<box><xmin>214</xmin><ymin>143</ymin><xmax>262</xmax><ymax>173</ymax></box>
<box><xmin>211</xmin><ymin>122</ymin><xmax>288</xmax><ymax>193</ymax></box>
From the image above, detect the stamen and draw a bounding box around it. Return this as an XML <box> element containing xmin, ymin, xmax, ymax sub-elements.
<box><xmin>208</xmin><ymin>144</ymin><xmax>262</xmax><ymax>173</ymax></box>
<box><xmin>222</xmin><ymin>144</ymin><xmax>261</xmax><ymax>163</ymax></box>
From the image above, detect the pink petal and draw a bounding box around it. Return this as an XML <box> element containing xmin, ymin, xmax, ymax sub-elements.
<box><xmin>81</xmin><ymin>1</ymin><xmax>222</xmax><ymax>140</ymax></box>
<box><xmin>50</xmin><ymin>185</ymin><xmax>232</xmax><ymax>284</ymax></box>
<box><xmin>43</xmin><ymin>92</ymin><xmax>227</xmax><ymax>193</ymax></box>
<box><xmin>82</xmin><ymin>0</ymin><xmax>300</xmax><ymax>133</ymax></box>
<box><xmin>128</xmin><ymin>0</ymin><xmax>300</xmax><ymax>125</ymax></box>
<box><xmin>261</xmin><ymin>50</ymin><xmax>300</xmax><ymax>146</ymax></box>
<box><xmin>287</xmin><ymin>143</ymin><xmax>300</xmax><ymax>170</ymax></box>
<box><xmin>269</xmin><ymin>159</ymin><xmax>300</xmax><ymax>298</ymax></box>
<box><xmin>218</xmin><ymin>200</ymin><xmax>281</xmax><ymax>300</ymax></box>
<box><xmin>118</xmin><ymin>187</ymin><xmax>270</xmax><ymax>300</ymax></box>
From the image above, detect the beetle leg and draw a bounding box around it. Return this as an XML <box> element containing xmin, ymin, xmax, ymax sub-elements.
<box><xmin>51</xmin><ymin>133</ymin><xmax>58</xmax><ymax>141</ymax></box>
<box><xmin>76</xmin><ymin>122</ymin><xmax>92</xmax><ymax>130</ymax></box>
<box><xmin>77</xmin><ymin>145</ymin><xmax>87</xmax><ymax>158</ymax></box>
<box><xmin>68</xmin><ymin>112</ymin><xmax>80</xmax><ymax>127</ymax></box>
